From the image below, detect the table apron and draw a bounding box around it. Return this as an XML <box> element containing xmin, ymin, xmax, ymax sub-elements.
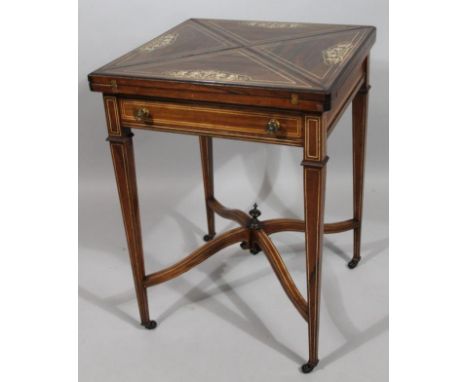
<box><xmin>118</xmin><ymin>98</ymin><xmax>305</xmax><ymax>146</ymax></box>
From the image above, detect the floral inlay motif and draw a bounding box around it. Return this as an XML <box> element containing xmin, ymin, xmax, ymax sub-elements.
<box><xmin>241</xmin><ymin>21</ymin><xmax>304</xmax><ymax>29</ymax></box>
<box><xmin>322</xmin><ymin>42</ymin><xmax>354</xmax><ymax>65</ymax></box>
<box><xmin>162</xmin><ymin>69</ymin><xmax>252</xmax><ymax>82</ymax></box>
<box><xmin>140</xmin><ymin>33</ymin><xmax>178</xmax><ymax>52</ymax></box>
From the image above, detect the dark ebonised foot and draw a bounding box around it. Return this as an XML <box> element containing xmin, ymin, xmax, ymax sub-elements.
<box><xmin>240</xmin><ymin>241</ymin><xmax>261</xmax><ymax>255</ymax></box>
<box><xmin>249</xmin><ymin>243</ymin><xmax>261</xmax><ymax>255</ymax></box>
<box><xmin>301</xmin><ymin>360</ymin><xmax>318</xmax><ymax>374</ymax></box>
<box><xmin>142</xmin><ymin>320</ymin><xmax>158</xmax><ymax>330</ymax></box>
<box><xmin>348</xmin><ymin>258</ymin><xmax>361</xmax><ymax>269</ymax></box>
<box><xmin>203</xmin><ymin>233</ymin><xmax>216</xmax><ymax>242</ymax></box>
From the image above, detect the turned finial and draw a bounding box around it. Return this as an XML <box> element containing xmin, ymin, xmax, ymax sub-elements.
<box><xmin>249</xmin><ymin>203</ymin><xmax>261</xmax><ymax>219</ymax></box>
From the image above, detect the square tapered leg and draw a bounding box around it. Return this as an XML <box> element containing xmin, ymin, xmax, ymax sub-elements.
<box><xmin>301</xmin><ymin>160</ymin><xmax>327</xmax><ymax>372</ymax></box>
<box><xmin>199</xmin><ymin>136</ymin><xmax>216</xmax><ymax>241</ymax></box>
<box><xmin>350</xmin><ymin>85</ymin><xmax>370</xmax><ymax>269</ymax></box>
<box><xmin>104</xmin><ymin>96</ymin><xmax>156</xmax><ymax>330</ymax></box>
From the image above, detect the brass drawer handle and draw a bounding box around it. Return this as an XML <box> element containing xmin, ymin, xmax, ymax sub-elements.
<box><xmin>266</xmin><ymin>119</ymin><xmax>281</xmax><ymax>134</ymax></box>
<box><xmin>134</xmin><ymin>107</ymin><xmax>150</xmax><ymax>121</ymax></box>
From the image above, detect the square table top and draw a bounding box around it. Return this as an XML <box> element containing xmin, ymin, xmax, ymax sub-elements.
<box><xmin>89</xmin><ymin>19</ymin><xmax>375</xmax><ymax>110</ymax></box>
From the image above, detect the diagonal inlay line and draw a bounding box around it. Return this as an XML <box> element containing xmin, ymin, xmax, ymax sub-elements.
<box><xmin>197</xmin><ymin>19</ymin><xmax>362</xmax><ymax>46</ymax></box>
<box><xmin>254</xmin><ymin>29</ymin><xmax>368</xmax><ymax>83</ymax></box>
<box><xmin>104</xmin><ymin>20</ymin><xmax>368</xmax><ymax>90</ymax></box>
<box><xmin>108</xmin><ymin>48</ymin><xmax>314</xmax><ymax>88</ymax></box>
<box><xmin>102</xmin><ymin>21</ymin><xmax>241</xmax><ymax>71</ymax></box>
<box><xmin>243</xmin><ymin>46</ymin><xmax>325</xmax><ymax>90</ymax></box>
<box><xmin>237</xmin><ymin>48</ymin><xmax>314</xmax><ymax>87</ymax></box>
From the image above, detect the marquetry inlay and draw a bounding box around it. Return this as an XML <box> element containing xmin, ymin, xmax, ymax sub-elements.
<box><xmin>104</xmin><ymin>96</ymin><xmax>121</xmax><ymax>136</ymax></box>
<box><xmin>88</xmin><ymin>18</ymin><xmax>376</xmax><ymax>374</ymax></box>
<box><xmin>90</xmin><ymin>19</ymin><xmax>375</xmax><ymax>95</ymax></box>
<box><xmin>322</xmin><ymin>42</ymin><xmax>354</xmax><ymax>65</ymax></box>
<box><xmin>140</xmin><ymin>33</ymin><xmax>179</xmax><ymax>52</ymax></box>
<box><xmin>241</xmin><ymin>21</ymin><xmax>304</xmax><ymax>29</ymax></box>
<box><xmin>304</xmin><ymin>116</ymin><xmax>323</xmax><ymax>160</ymax></box>
<box><xmin>162</xmin><ymin>69</ymin><xmax>252</xmax><ymax>82</ymax></box>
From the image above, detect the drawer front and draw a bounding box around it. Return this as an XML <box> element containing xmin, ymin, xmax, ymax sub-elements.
<box><xmin>119</xmin><ymin>99</ymin><xmax>303</xmax><ymax>145</ymax></box>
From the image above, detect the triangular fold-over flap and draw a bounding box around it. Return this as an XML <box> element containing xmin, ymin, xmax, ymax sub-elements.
<box><xmin>197</xmin><ymin>19</ymin><xmax>358</xmax><ymax>45</ymax></box>
<box><xmin>102</xmin><ymin>48</ymin><xmax>316</xmax><ymax>89</ymax></box>
<box><xmin>99</xmin><ymin>20</ymin><xmax>240</xmax><ymax>71</ymax></box>
<box><xmin>253</xmin><ymin>28</ymin><xmax>372</xmax><ymax>88</ymax></box>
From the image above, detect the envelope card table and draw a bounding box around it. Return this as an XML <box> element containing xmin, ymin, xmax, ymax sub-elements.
<box><xmin>88</xmin><ymin>18</ymin><xmax>376</xmax><ymax>374</ymax></box>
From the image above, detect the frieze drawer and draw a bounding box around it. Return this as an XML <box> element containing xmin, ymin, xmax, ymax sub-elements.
<box><xmin>119</xmin><ymin>99</ymin><xmax>304</xmax><ymax>146</ymax></box>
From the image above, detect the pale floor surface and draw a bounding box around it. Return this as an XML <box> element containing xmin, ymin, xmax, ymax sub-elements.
<box><xmin>79</xmin><ymin>174</ymin><xmax>388</xmax><ymax>382</ymax></box>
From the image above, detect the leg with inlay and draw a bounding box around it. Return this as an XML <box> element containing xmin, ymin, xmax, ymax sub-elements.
<box><xmin>108</xmin><ymin>131</ymin><xmax>156</xmax><ymax>329</ymax></box>
<box><xmin>301</xmin><ymin>160</ymin><xmax>327</xmax><ymax>373</ymax></box>
<box><xmin>103</xmin><ymin>95</ymin><xmax>156</xmax><ymax>329</ymax></box>
<box><xmin>349</xmin><ymin>85</ymin><xmax>369</xmax><ymax>269</ymax></box>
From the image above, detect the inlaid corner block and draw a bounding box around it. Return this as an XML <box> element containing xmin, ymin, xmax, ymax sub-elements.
<box><xmin>89</xmin><ymin>18</ymin><xmax>376</xmax><ymax>374</ymax></box>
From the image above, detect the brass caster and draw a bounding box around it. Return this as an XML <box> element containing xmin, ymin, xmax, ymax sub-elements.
<box><xmin>301</xmin><ymin>360</ymin><xmax>318</xmax><ymax>374</ymax></box>
<box><xmin>348</xmin><ymin>258</ymin><xmax>361</xmax><ymax>269</ymax></box>
<box><xmin>240</xmin><ymin>241</ymin><xmax>261</xmax><ymax>255</ymax></box>
<box><xmin>143</xmin><ymin>320</ymin><xmax>158</xmax><ymax>330</ymax></box>
<box><xmin>203</xmin><ymin>233</ymin><xmax>216</xmax><ymax>242</ymax></box>
<box><xmin>250</xmin><ymin>243</ymin><xmax>261</xmax><ymax>255</ymax></box>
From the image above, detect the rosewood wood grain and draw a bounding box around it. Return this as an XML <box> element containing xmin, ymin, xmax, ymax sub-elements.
<box><xmin>199</xmin><ymin>136</ymin><xmax>216</xmax><ymax>241</ymax></box>
<box><xmin>255</xmin><ymin>230</ymin><xmax>308</xmax><ymax>321</ymax></box>
<box><xmin>207</xmin><ymin>197</ymin><xmax>250</xmax><ymax>227</ymax></box>
<box><xmin>144</xmin><ymin>227</ymin><xmax>249</xmax><ymax>287</ymax></box>
<box><xmin>262</xmin><ymin>218</ymin><xmax>305</xmax><ymax>234</ymax></box>
<box><xmin>262</xmin><ymin>218</ymin><xmax>359</xmax><ymax>235</ymax></box>
<box><xmin>89</xmin><ymin>19</ymin><xmax>376</xmax><ymax>113</ymax></box>
<box><xmin>323</xmin><ymin>58</ymin><xmax>366</xmax><ymax>135</ymax></box>
<box><xmin>89</xmin><ymin>19</ymin><xmax>376</xmax><ymax>375</ymax></box>
<box><xmin>109</xmin><ymin>138</ymin><xmax>153</xmax><ymax>327</ymax></box>
<box><xmin>302</xmin><ymin>106</ymin><xmax>328</xmax><ymax>373</ymax></box>
<box><xmin>118</xmin><ymin>98</ymin><xmax>304</xmax><ymax>147</ymax></box>
<box><xmin>90</xmin><ymin>76</ymin><xmax>329</xmax><ymax>112</ymax></box>
<box><xmin>105</xmin><ymin>122</ymin><xmax>155</xmax><ymax>329</ymax></box>
<box><xmin>350</xmin><ymin>81</ymin><xmax>370</xmax><ymax>269</ymax></box>
<box><xmin>302</xmin><ymin>158</ymin><xmax>327</xmax><ymax>373</ymax></box>
<box><xmin>325</xmin><ymin>219</ymin><xmax>359</xmax><ymax>234</ymax></box>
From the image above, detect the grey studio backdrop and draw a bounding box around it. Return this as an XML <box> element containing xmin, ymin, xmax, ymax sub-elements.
<box><xmin>79</xmin><ymin>1</ymin><xmax>388</xmax><ymax>381</ymax></box>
